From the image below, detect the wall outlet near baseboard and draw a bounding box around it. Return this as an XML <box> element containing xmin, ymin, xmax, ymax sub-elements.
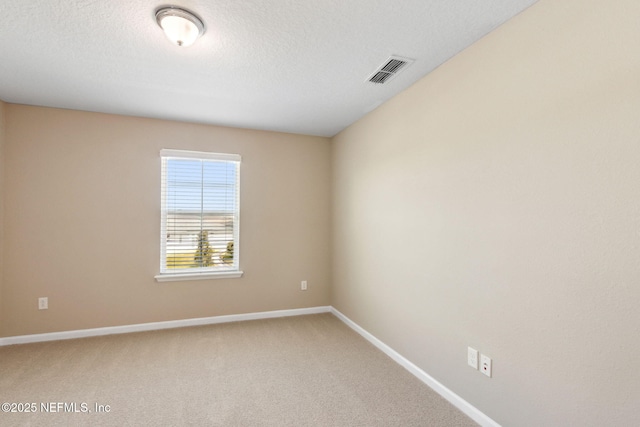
<box><xmin>480</xmin><ymin>354</ymin><xmax>492</xmax><ymax>377</ymax></box>
<box><xmin>301</xmin><ymin>280</ymin><xmax>308</xmax><ymax>291</ymax></box>
<box><xmin>38</xmin><ymin>297</ymin><xmax>48</xmax><ymax>310</ymax></box>
<box><xmin>467</xmin><ymin>347</ymin><xmax>478</xmax><ymax>369</ymax></box>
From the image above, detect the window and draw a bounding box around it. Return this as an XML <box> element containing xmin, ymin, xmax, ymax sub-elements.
<box><xmin>155</xmin><ymin>149</ymin><xmax>242</xmax><ymax>282</ymax></box>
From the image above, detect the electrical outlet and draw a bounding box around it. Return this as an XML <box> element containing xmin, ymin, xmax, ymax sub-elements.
<box><xmin>480</xmin><ymin>354</ymin><xmax>492</xmax><ymax>377</ymax></box>
<box><xmin>38</xmin><ymin>297</ymin><xmax>48</xmax><ymax>310</ymax></box>
<box><xmin>467</xmin><ymin>347</ymin><xmax>478</xmax><ymax>369</ymax></box>
<box><xmin>301</xmin><ymin>280</ymin><xmax>308</xmax><ymax>291</ymax></box>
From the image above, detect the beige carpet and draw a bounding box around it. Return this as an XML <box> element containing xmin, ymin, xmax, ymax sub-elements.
<box><xmin>0</xmin><ymin>313</ymin><xmax>478</xmax><ymax>426</ymax></box>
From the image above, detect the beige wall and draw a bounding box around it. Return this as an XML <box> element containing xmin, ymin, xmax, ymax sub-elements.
<box><xmin>0</xmin><ymin>100</ymin><xmax>5</xmax><ymax>327</ymax></box>
<box><xmin>1</xmin><ymin>105</ymin><xmax>331</xmax><ymax>337</ymax></box>
<box><xmin>332</xmin><ymin>0</ymin><xmax>640</xmax><ymax>426</ymax></box>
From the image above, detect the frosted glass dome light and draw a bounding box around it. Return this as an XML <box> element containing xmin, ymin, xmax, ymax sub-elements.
<box><xmin>156</xmin><ymin>7</ymin><xmax>205</xmax><ymax>47</ymax></box>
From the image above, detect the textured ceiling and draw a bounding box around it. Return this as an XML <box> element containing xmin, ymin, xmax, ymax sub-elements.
<box><xmin>0</xmin><ymin>0</ymin><xmax>537</xmax><ymax>137</ymax></box>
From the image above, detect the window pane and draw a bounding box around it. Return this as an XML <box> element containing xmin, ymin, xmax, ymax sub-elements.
<box><xmin>160</xmin><ymin>152</ymin><xmax>239</xmax><ymax>274</ymax></box>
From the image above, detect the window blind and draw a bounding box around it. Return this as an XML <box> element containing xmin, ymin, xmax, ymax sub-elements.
<box><xmin>159</xmin><ymin>149</ymin><xmax>240</xmax><ymax>275</ymax></box>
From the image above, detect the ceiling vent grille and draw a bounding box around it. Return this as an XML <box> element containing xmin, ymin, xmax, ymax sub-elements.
<box><xmin>367</xmin><ymin>56</ymin><xmax>414</xmax><ymax>84</ymax></box>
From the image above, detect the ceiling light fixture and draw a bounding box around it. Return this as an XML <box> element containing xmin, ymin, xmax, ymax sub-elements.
<box><xmin>155</xmin><ymin>6</ymin><xmax>205</xmax><ymax>47</ymax></box>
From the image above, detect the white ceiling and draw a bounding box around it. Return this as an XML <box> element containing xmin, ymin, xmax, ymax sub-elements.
<box><xmin>0</xmin><ymin>0</ymin><xmax>537</xmax><ymax>137</ymax></box>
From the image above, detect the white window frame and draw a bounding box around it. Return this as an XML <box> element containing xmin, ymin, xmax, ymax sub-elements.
<box><xmin>155</xmin><ymin>149</ymin><xmax>243</xmax><ymax>282</ymax></box>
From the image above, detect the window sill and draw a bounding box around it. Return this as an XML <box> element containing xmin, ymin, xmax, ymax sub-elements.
<box><xmin>155</xmin><ymin>270</ymin><xmax>244</xmax><ymax>282</ymax></box>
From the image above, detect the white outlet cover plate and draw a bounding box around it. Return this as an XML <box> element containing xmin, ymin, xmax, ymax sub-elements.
<box><xmin>481</xmin><ymin>354</ymin><xmax>492</xmax><ymax>377</ymax></box>
<box><xmin>467</xmin><ymin>347</ymin><xmax>478</xmax><ymax>369</ymax></box>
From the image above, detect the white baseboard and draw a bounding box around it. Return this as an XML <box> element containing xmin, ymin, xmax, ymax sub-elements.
<box><xmin>0</xmin><ymin>306</ymin><xmax>332</xmax><ymax>346</ymax></box>
<box><xmin>330</xmin><ymin>307</ymin><xmax>501</xmax><ymax>427</ymax></box>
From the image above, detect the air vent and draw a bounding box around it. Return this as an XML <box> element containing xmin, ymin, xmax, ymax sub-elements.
<box><xmin>369</xmin><ymin>71</ymin><xmax>393</xmax><ymax>84</ymax></box>
<box><xmin>367</xmin><ymin>56</ymin><xmax>414</xmax><ymax>84</ymax></box>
